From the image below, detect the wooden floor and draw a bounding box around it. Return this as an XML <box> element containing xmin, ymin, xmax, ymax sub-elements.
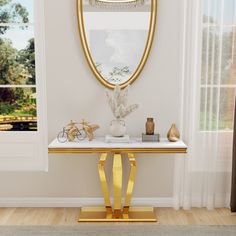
<box><xmin>0</xmin><ymin>208</ymin><xmax>235</xmax><ymax>225</ymax></box>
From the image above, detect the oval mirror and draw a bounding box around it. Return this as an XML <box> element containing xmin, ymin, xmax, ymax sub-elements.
<box><xmin>77</xmin><ymin>0</ymin><xmax>157</xmax><ymax>89</ymax></box>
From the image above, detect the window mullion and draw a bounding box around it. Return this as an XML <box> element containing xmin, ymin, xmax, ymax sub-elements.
<box><xmin>202</xmin><ymin>0</ymin><xmax>211</xmax><ymax>131</ymax></box>
<box><xmin>0</xmin><ymin>85</ymin><xmax>36</xmax><ymax>88</ymax></box>
<box><xmin>215</xmin><ymin>0</ymin><xmax>225</xmax><ymax>130</ymax></box>
<box><xmin>208</xmin><ymin>0</ymin><xmax>217</xmax><ymax>130</ymax></box>
<box><xmin>0</xmin><ymin>23</ymin><xmax>34</xmax><ymax>27</ymax></box>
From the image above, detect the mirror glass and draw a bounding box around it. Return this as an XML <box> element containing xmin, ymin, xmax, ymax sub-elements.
<box><xmin>78</xmin><ymin>0</ymin><xmax>156</xmax><ymax>88</ymax></box>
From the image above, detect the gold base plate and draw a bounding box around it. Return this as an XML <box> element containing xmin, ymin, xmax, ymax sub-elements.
<box><xmin>78</xmin><ymin>206</ymin><xmax>157</xmax><ymax>222</ymax></box>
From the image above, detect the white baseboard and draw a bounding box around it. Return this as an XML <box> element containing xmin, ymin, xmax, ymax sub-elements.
<box><xmin>0</xmin><ymin>197</ymin><xmax>173</xmax><ymax>208</ymax></box>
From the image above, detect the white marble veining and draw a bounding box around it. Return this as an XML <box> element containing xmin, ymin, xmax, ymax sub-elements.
<box><xmin>48</xmin><ymin>137</ymin><xmax>187</xmax><ymax>149</ymax></box>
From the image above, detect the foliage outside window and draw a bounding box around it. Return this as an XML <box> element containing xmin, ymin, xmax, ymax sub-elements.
<box><xmin>200</xmin><ymin>0</ymin><xmax>236</xmax><ymax>131</ymax></box>
<box><xmin>0</xmin><ymin>0</ymin><xmax>37</xmax><ymax>131</ymax></box>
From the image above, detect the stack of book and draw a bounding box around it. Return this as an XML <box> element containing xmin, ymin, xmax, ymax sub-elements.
<box><xmin>142</xmin><ymin>133</ymin><xmax>160</xmax><ymax>142</ymax></box>
<box><xmin>105</xmin><ymin>135</ymin><xmax>130</xmax><ymax>143</ymax></box>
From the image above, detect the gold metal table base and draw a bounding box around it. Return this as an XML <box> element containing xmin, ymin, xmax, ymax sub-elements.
<box><xmin>48</xmin><ymin>139</ymin><xmax>187</xmax><ymax>222</ymax></box>
<box><xmin>78</xmin><ymin>207</ymin><xmax>157</xmax><ymax>222</ymax></box>
<box><xmin>78</xmin><ymin>152</ymin><xmax>157</xmax><ymax>222</ymax></box>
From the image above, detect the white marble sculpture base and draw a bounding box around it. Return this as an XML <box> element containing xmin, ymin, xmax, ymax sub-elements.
<box><xmin>105</xmin><ymin>135</ymin><xmax>130</xmax><ymax>143</ymax></box>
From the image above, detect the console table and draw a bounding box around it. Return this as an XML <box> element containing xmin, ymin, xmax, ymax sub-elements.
<box><xmin>48</xmin><ymin>137</ymin><xmax>187</xmax><ymax>222</ymax></box>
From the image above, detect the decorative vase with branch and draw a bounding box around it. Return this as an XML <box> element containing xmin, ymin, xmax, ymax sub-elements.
<box><xmin>105</xmin><ymin>84</ymin><xmax>139</xmax><ymax>137</ymax></box>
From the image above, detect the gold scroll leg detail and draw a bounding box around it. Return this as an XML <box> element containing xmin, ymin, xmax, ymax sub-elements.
<box><xmin>98</xmin><ymin>153</ymin><xmax>112</xmax><ymax>218</ymax></box>
<box><xmin>113</xmin><ymin>153</ymin><xmax>122</xmax><ymax>219</ymax></box>
<box><xmin>123</xmin><ymin>153</ymin><xmax>136</xmax><ymax>217</ymax></box>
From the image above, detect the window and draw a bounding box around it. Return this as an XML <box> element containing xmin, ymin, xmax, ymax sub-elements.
<box><xmin>0</xmin><ymin>0</ymin><xmax>47</xmax><ymax>171</ymax></box>
<box><xmin>200</xmin><ymin>0</ymin><xmax>236</xmax><ymax>131</ymax></box>
<box><xmin>174</xmin><ymin>0</ymin><xmax>234</xmax><ymax>208</ymax></box>
<box><xmin>0</xmin><ymin>0</ymin><xmax>37</xmax><ymax>131</ymax></box>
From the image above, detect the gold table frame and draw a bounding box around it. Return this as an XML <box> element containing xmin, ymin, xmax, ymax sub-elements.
<box><xmin>49</xmin><ymin>144</ymin><xmax>187</xmax><ymax>222</ymax></box>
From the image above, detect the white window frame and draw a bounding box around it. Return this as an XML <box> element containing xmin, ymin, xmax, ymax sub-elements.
<box><xmin>199</xmin><ymin>0</ymin><xmax>236</xmax><ymax>133</ymax></box>
<box><xmin>180</xmin><ymin>0</ymin><xmax>236</xmax><ymax>135</ymax></box>
<box><xmin>0</xmin><ymin>0</ymin><xmax>48</xmax><ymax>171</ymax></box>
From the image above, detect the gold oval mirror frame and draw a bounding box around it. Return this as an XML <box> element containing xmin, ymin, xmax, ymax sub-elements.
<box><xmin>77</xmin><ymin>0</ymin><xmax>157</xmax><ymax>89</ymax></box>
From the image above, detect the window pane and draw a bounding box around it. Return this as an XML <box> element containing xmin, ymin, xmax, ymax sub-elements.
<box><xmin>200</xmin><ymin>87</ymin><xmax>236</xmax><ymax>131</ymax></box>
<box><xmin>200</xmin><ymin>87</ymin><xmax>219</xmax><ymax>131</ymax></box>
<box><xmin>203</xmin><ymin>0</ymin><xmax>235</xmax><ymax>25</ymax></box>
<box><xmin>201</xmin><ymin>26</ymin><xmax>221</xmax><ymax>85</ymax></box>
<box><xmin>0</xmin><ymin>25</ymin><xmax>35</xmax><ymax>85</ymax></box>
<box><xmin>0</xmin><ymin>0</ymin><xmax>33</xmax><ymax>24</ymax></box>
<box><xmin>0</xmin><ymin>87</ymin><xmax>37</xmax><ymax>131</ymax></box>
<box><xmin>221</xmin><ymin>27</ymin><xmax>235</xmax><ymax>84</ymax></box>
<box><xmin>201</xmin><ymin>26</ymin><xmax>236</xmax><ymax>85</ymax></box>
<box><xmin>219</xmin><ymin>87</ymin><xmax>236</xmax><ymax>130</ymax></box>
<box><xmin>224</xmin><ymin>0</ymin><xmax>235</xmax><ymax>24</ymax></box>
<box><xmin>203</xmin><ymin>0</ymin><xmax>222</xmax><ymax>24</ymax></box>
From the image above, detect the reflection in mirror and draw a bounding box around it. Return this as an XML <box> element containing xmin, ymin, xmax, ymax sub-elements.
<box><xmin>78</xmin><ymin>0</ymin><xmax>157</xmax><ymax>88</ymax></box>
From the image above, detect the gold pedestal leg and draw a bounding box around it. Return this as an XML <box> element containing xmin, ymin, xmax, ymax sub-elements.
<box><xmin>78</xmin><ymin>152</ymin><xmax>157</xmax><ymax>222</ymax></box>
<box><xmin>113</xmin><ymin>153</ymin><xmax>122</xmax><ymax>219</ymax></box>
<box><xmin>123</xmin><ymin>153</ymin><xmax>136</xmax><ymax>216</ymax></box>
<box><xmin>98</xmin><ymin>153</ymin><xmax>112</xmax><ymax>218</ymax></box>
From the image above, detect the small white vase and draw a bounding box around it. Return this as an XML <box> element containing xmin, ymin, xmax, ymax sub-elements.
<box><xmin>110</xmin><ymin>119</ymin><xmax>126</xmax><ymax>137</ymax></box>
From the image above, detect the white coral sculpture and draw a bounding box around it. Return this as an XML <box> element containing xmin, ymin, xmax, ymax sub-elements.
<box><xmin>105</xmin><ymin>84</ymin><xmax>139</xmax><ymax>119</ymax></box>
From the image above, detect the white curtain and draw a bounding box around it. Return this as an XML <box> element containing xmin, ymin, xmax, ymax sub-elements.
<box><xmin>174</xmin><ymin>0</ymin><xmax>235</xmax><ymax>209</ymax></box>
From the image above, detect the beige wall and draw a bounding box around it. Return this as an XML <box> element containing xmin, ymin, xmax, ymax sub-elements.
<box><xmin>0</xmin><ymin>0</ymin><xmax>183</xmax><ymax>198</ymax></box>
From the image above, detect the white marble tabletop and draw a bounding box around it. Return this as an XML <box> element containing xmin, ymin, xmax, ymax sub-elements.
<box><xmin>48</xmin><ymin>137</ymin><xmax>187</xmax><ymax>154</ymax></box>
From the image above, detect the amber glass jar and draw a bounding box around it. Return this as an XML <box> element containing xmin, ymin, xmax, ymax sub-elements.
<box><xmin>146</xmin><ymin>118</ymin><xmax>155</xmax><ymax>135</ymax></box>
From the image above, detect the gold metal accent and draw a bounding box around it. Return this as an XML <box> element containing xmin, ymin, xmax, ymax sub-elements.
<box><xmin>123</xmin><ymin>153</ymin><xmax>136</xmax><ymax>215</ymax></box>
<box><xmin>89</xmin><ymin>0</ymin><xmax>145</xmax><ymax>8</ymax></box>
<box><xmin>77</xmin><ymin>152</ymin><xmax>157</xmax><ymax>222</ymax></box>
<box><xmin>49</xmin><ymin>143</ymin><xmax>187</xmax><ymax>222</ymax></box>
<box><xmin>80</xmin><ymin>120</ymin><xmax>100</xmax><ymax>141</ymax></box>
<box><xmin>79</xmin><ymin>206</ymin><xmax>156</xmax><ymax>222</ymax></box>
<box><xmin>113</xmin><ymin>153</ymin><xmax>123</xmax><ymax>218</ymax></box>
<box><xmin>98</xmin><ymin>153</ymin><xmax>112</xmax><ymax>216</ymax></box>
<box><xmin>0</xmin><ymin>115</ymin><xmax>37</xmax><ymax>123</ymax></box>
<box><xmin>167</xmin><ymin>123</ymin><xmax>180</xmax><ymax>142</ymax></box>
<box><xmin>49</xmin><ymin>147</ymin><xmax>187</xmax><ymax>154</ymax></box>
<box><xmin>76</xmin><ymin>0</ymin><xmax>158</xmax><ymax>89</ymax></box>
